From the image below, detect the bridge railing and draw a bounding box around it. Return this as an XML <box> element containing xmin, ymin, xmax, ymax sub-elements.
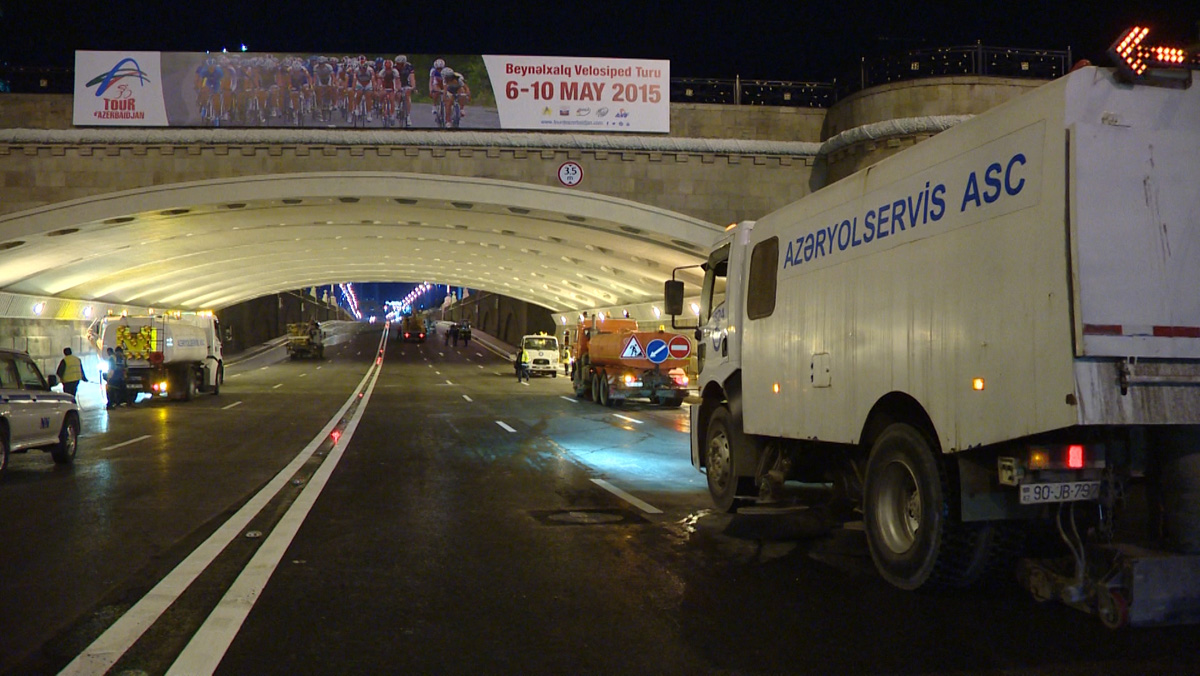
<box><xmin>1</xmin><ymin>44</ymin><xmax>1073</xmax><ymax>108</ymax></box>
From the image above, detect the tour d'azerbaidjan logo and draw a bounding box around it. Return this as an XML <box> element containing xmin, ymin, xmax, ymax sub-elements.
<box><xmin>84</xmin><ymin>57</ymin><xmax>150</xmax><ymax>120</ymax></box>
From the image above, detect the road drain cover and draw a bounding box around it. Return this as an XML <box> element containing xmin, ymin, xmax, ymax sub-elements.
<box><xmin>532</xmin><ymin>509</ymin><xmax>646</xmax><ymax>526</ymax></box>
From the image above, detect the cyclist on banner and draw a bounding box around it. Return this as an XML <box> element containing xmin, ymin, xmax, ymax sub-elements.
<box><xmin>312</xmin><ymin>57</ymin><xmax>337</xmax><ymax>121</ymax></box>
<box><xmin>394</xmin><ymin>55</ymin><xmax>416</xmax><ymax>127</ymax></box>
<box><xmin>351</xmin><ymin>56</ymin><xmax>376</xmax><ymax>123</ymax></box>
<box><xmin>439</xmin><ymin>66</ymin><xmax>471</xmax><ymax>128</ymax></box>
<box><xmin>376</xmin><ymin>59</ymin><xmax>401</xmax><ymax>126</ymax></box>
<box><xmin>194</xmin><ymin>58</ymin><xmax>224</xmax><ymax>112</ymax></box>
<box><xmin>286</xmin><ymin>58</ymin><xmax>313</xmax><ymax>123</ymax></box>
<box><xmin>428</xmin><ymin>58</ymin><xmax>446</xmax><ymax>119</ymax></box>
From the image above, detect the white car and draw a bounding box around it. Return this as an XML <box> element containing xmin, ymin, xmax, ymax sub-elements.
<box><xmin>0</xmin><ymin>348</ymin><xmax>80</xmax><ymax>476</ymax></box>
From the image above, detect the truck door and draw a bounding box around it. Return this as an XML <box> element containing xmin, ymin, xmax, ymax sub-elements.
<box><xmin>697</xmin><ymin>244</ymin><xmax>730</xmax><ymax>373</ymax></box>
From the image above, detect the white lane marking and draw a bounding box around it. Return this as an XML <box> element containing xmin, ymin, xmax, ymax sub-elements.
<box><xmin>316</xmin><ymin>366</ymin><xmax>322</xmax><ymax>370</ymax></box>
<box><xmin>272</xmin><ymin>383</ymin><xmax>283</xmax><ymax>389</ymax></box>
<box><xmin>299</xmin><ymin>373</ymin><xmax>307</xmax><ymax>378</ymax></box>
<box><xmin>99</xmin><ymin>435</ymin><xmax>152</xmax><ymax>451</ymax></box>
<box><xmin>445</xmin><ymin>380</ymin><xmax>454</xmax><ymax>385</ymax></box>
<box><xmin>520</xmin><ymin>381</ymin><xmax>529</xmax><ymax>387</ymax></box>
<box><xmin>559</xmin><ymin>396</ymin><xmax>578</xmax><ymax>404</ymax></box>
<box><xmin>435</xmin><ymin>371</ymin><xmax>441</xmax><ymax>375</ymax></box>
<box><xmin>439</xmin><ymin>352</ymin><xmax>445</xmax><ymax>357</ymax></box>
<box><xmin>476</xmin><ymin>352</ymin><xmax>483</xmax><ymax>358</ymax></box>
<box><xmin>462</xmin><ymin>394</ymin><xmax>472</xmax><ymax>402</ymax></box>
<box><xmin>230</xmin><ymin>374</ymin><xmax>242</xmax><ymax>378</ymax></box>
<box><xmin>495</xmin><ymin>421</ymin><xmax>517</xmax><ymax>433</ymax></box>
<box><xmin>166</xmin><ymin>352</ymin><xmax>386</xmax><ymax>675</ymax></box>
<box><xmin>591</xmin><ymin>479</ymin><xmax>663</xmax><ymax>515</ymax></box>
<box><xmin>613</xmin><ymin>413</ymin><xmax>643</xmax><ymax>425</ymax></box>
<box><xmin>478</xmin><ymin>365</ymin><xmax>484</xmax><ymax>369</ymax></box>
<box><xmin>259</xmin><ymin>366</ymin><xmax>269</xmax><ymax>371</ymax></box>
<box><xmin>60</xmin><ymin>347</ymin><xmax>383</xmax><ymax>676</ymax></box>
<box><xmin>428</xmin><ymin>364</ymin><xmax>434</xmax><ymax>368</ymax></box>
<box><xmin>221</xmin><ymin>401</ymin><xmax>243</xmax><ymax>410</ymax></box>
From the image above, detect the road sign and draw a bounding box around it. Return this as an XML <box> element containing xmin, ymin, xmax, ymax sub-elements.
<box><xmin>558</xmin><ymin>161</ymin><xmax>583</xmax><ymax>187</ymax></box>
<box><xmin>620</xmin><ymin>335</ymin><xmax>644</xmax><ymax>359</ymax></box>
<box><xmin>645</xmin><ymin>338</ymin><xmax>668</xmax><ymax>364</ymax></box>
<box><xmin>668</xmin><ymin>334</ymin><xmax>691</xmax><ymax>359</ymax></box>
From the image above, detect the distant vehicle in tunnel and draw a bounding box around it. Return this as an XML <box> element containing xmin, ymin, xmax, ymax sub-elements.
<box><xmin>0</xmin><ymin>348</ymin><xmax>79</xmax><ymax>476</ymax></box>
<box><xmin>571</xmin><ymin>315</ymin><xmax>689</xmax><ymax>407</ymax></box>
<box><xmin>400</xmin><ymin>316</ymin><xmax>426</xmax><ymax>343</ymax></box>
<box><xmin>94</xmin><ymin>313</ymin><xmax>224</xmax><ymax>402</ymax></box>
<box><xmin>286</xmin><ymin>321</ymin><xmax>325</xmax><ymax>359</ymax></box>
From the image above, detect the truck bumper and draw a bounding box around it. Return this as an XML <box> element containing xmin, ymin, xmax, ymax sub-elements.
<box><xmin>1019</xmin><ymin>543</ymin><xmax>1200</xmax><ymax>627</ymax></box>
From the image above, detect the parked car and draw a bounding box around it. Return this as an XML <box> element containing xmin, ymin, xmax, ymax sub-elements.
<box><xmin>0</xmin><ymin>347</ymin><xmax>80</xmax><ymax>476</ymax></box>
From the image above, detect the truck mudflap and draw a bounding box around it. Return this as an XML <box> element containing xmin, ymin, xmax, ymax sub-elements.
<box><xmin>1019</xmin><ymin>543</ymin><xmax>1200</xmax><ymax>628</ymax></box>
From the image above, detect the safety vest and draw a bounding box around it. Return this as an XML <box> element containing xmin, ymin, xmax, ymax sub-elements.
<box><xmin>61</xmin><ymin>354</ymin><xmax>83</xmax><ymax>382</ymax></box>
<box><xmin>520</xmin><ymin>349</ymin><xmax>530</xmax><ymax>364</ymax></box>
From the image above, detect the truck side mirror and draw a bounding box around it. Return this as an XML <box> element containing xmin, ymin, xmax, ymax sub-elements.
<box><xmin>664</xmin><ymin>280</ymin><xmax>684</xmax><ymax>316</ymax></box>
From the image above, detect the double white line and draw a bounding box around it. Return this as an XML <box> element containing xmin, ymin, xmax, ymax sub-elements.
<box><xmin>62</xmin><ymin>335</ymin><xmax>387</xmax><ymax>676</ymax></box>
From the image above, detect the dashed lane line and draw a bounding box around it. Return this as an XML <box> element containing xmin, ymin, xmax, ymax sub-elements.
<box><xmin>591</xmin><ymin>479</ymin><xmax>663</xmax><ymax>515</ymax></box>
<box><xmin>559</xmin><ymin>396</ymin><xmax>578</xmax><ymax>403</ymax></box>
<box><xmin>446</xmin><ymin>380</ymin><xmax>454</xmax><ymax>385</ymax></box>
<box><xmin>99</xmin><ymin>435</ymin><xmax>152</xmax><ymax>452</ymax></box>
<box><xmin>272</xmin><ymin>383</ymin><xmax>283</xmax><ymax>389</ymax></box>
<box><xmin>462</xmin><ymin>395</ymin><xmax>472</xmax><ymax>402</ymax></box>
<box><xmin>221</xmin><ymin>401</ymin><xmax>243</xmax><ymax>410</ymax></box>
<box><xmin>612</xmin><ymin>413</ymin><xmax>643</xmax><ymax>425</ymax></box>
<box><xmin>495</xmin><ymin>421</ymin><xmax>517</xmax><ymax>433</ymax></box>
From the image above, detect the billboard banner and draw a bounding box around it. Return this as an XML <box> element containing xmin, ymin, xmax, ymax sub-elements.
<box><xmin>73</xmin><ymin>51</ymin><xmax>669</xmax><ymax>133</ymax></box>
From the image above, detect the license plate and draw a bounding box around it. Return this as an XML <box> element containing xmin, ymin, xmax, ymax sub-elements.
<box><xmin>1020</xmin><ymin>481</ymin><xmax>1101</xmax><ymax>504</ymax></box>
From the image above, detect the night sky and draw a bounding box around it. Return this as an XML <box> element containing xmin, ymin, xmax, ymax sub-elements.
<box><xmin>3</xmin><ymin>1</ymin><xmax>1197</xmax><ymax>82</ymax></box>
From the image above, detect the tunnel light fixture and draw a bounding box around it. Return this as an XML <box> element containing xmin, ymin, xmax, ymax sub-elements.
<box><xmin>690</xmin><ymin>302</ymin><xmax>700</xmax><ymax>316</ymax></box>
<box><xmin>32</xmin><ymin>302</ymin><xmax>45</xmax><ymax>316</ymax></box>
<box><xmin>652</xmin><ymin>306</ymin><xmax>661</xmax><ymax>319</ymax></box>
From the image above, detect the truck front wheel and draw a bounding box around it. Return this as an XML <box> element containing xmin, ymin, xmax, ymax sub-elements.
<box><xmin>705</xmin><ymin>406</ymin><xmax>753</xmax><ymax>512</ymax></box>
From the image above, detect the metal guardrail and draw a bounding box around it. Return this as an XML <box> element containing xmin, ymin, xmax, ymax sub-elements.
<box><xmin>1</xmin><ymin>44</ymin><xmax>1072</xmax><ymax>108</ymax></box>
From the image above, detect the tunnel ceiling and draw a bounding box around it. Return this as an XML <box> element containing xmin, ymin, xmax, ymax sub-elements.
<box><xmin>0</xmin><ymin>172</ymin><xmax>723</xmax><ymax>312</ymax></box>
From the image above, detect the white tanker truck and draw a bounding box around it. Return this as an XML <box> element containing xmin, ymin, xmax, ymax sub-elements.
<box><xmin>96</xmin><ymin>313</ymin><xmax>224</xmax><ymax>401</ymax></box>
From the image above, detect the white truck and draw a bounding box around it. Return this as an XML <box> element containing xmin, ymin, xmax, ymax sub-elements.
<box><xmin>667</xmin><ymin>59</ymin><xmax>1200</xmax><ymax>626</ymax></box>
<box><xmin>520</xmin><ymin>333</ymin><xmax>560</xmax><ymax>378</ymax></box>
<box><xmin>96</xmin><ymin>313</ymin><xmax>224</xmax><ymax>401</ymax></box>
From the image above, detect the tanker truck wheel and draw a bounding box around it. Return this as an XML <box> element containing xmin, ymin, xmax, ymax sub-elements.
<box><xmin>597</xmin><ymin>371</ymin><xmax>612</xmax><ymax>407</ymax></box>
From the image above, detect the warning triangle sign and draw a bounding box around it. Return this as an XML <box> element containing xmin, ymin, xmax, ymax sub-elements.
<box><xmin>620</xmin><ymin>335</ymin><xmax>644</xmax><ymax>359</ymax></box>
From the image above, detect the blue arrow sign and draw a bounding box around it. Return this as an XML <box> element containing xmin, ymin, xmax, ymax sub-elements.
<box><xmin>646</xmin><ymin>338</ymin><xmax>668</xmax><ymax>364</ymax></box>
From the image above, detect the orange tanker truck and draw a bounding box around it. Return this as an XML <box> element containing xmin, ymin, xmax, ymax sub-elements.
<box><xmin>570</xmin><ymin>314</ymin><xmax>691</xmax><ymax>407</ymax></box>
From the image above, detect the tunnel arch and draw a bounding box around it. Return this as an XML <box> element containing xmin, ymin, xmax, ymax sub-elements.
<box><xmin>0</xmin><ymin>172</ymin><xmax>721</xmax><ymax>312</ymax></box>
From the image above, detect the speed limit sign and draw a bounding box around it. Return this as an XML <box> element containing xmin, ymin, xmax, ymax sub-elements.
<box><xmin>558</xmin><ymin>161</ymin><xmax>583</xmax><ymax>187</ymax></box>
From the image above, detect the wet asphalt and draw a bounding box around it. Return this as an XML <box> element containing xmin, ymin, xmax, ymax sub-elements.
<box><xmin>3</xmin><ymin>326</ymin><xmax>1200</xmax><ymax>675</ymax></box>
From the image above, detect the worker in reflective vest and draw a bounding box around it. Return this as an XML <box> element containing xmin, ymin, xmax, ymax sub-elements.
<box><xmin>55</xmin><ymin>347</ymin><xmax>87</xmax><ymax>397</ymax></box>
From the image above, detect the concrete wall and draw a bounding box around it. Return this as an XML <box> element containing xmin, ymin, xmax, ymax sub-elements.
<box><xmin>443</xmin><ymin>291</ymin><xmax>556</xmax><ymax>346</ymax></box>
<box><xmin>214</xmin><ymin>291</ymin><xmax>348</xmax><ymax>355</ymax></box>
<box><xmin>3</xmin><ymin>94</ymin><xmax>826</xmax><ymax>143</ymax></box>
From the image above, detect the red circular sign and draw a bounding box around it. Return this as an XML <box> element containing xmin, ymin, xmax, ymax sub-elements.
<box><xmin>667</xmin><ymin>334</ymin><xmax>691</xmax><ymax>359</ymax></box>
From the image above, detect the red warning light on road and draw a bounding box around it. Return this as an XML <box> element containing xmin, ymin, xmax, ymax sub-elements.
<box><xmin>667</xmin><ymin>334</ymin><xmax>691</xmax><ymax>359</ymax></box>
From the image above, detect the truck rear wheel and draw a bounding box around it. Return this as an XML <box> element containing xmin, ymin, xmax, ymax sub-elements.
<box><xmin>705</xmin><ymin>406</ymin><xmax>752</xmax><ymax>512</ymax></box>
<box><xmin>864</xmin><ymin>422</ymin><xmax>995</xmax><ymax>590</ymax></box>
<box><xmin>597</xmin><ymin>371</ymin><xmax>612</xmax><ymax>407</ymax></box>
